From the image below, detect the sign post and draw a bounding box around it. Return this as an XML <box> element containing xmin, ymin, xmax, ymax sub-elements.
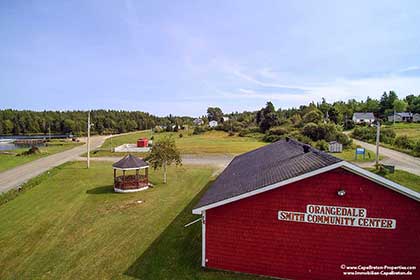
<box><xmin>355</xmin><ymin>147</ymin><xmax>365</xmax><ymax>160</ymax></box>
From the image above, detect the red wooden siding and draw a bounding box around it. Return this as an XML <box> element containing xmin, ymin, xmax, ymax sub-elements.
<box><xmin>205</xmin><ymin>167</ymin><xmax>420</xmax><ymax>280</ymax></box>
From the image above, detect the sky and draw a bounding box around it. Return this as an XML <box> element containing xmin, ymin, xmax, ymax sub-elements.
<box><xmin>1</xmin><ymin>0</ymin><xmax>420</xmax><ymax>116</ymax></box>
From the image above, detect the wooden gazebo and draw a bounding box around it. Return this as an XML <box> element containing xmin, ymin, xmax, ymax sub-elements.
<box><xmin>112</xmin><ymin>154</ymin><xmax>150</xmax><ymax>193</ymax></box>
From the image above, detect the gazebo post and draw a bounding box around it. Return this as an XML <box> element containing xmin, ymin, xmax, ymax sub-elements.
<box><xmin>114</xmin><ymin>169</ymin><xmax>116</xmax><ymax>185</ymax></box>
<box><xmin>136</xmin><ymin>169</ymin><xmax>139</xmax><ymax>187</ymax></box>
<box><xmin>145</xmin><ymin>167</ymin><xmax>149</xmax><ymax>184</ymax></box>
<box><xmin>122</xmin><ymin>170</ymin><xmax>125</xmax><ymax>187</ymax></box>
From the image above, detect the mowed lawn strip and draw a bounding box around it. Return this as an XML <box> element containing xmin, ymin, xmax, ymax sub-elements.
<box><xmin>0</xmin><ymin>141</ymin><xmax>83</xmax><ymax>172</ymax></box>
<box><xmin>0</xmin><ymin>161</ymin><xmax>216</xmax><ymax>279</ymax></box>
<box><xmin>93</xmin><ymin>130</ymin><xmax>266</xmax><ymax>157</ymax></box>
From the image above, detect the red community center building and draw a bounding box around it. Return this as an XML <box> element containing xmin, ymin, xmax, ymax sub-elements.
<box><xmin>192</xmin><ymin>138</ymin><xmax>420</xmax><ymax>280</ymax></box>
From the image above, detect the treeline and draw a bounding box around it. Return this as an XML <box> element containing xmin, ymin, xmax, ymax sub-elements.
<box><xmin>0</xmin><ymin>110</ymin><xmax>166</xmax><ymax>136</ymax></box>
<box><xmin>210</xmin><ymin>91</ymin><xmax>420</xmax><ymax>134</ymax></box>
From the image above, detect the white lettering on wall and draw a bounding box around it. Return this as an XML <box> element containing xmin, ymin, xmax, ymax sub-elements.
<box><xmin>278</xmin><ymin>204</ymin><xmax>396</xmax><ymax>229</ymax></box>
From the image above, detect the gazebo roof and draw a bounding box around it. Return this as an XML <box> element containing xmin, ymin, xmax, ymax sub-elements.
<box><xmin>112</xmin><ymin>154</ymin><xmax>149</xmax><ymax>170</ymax></box>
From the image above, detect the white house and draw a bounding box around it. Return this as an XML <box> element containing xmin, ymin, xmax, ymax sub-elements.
<box><xmin>352</xmin><ymin>112</ymin><xmax>375</xmax><ymax>124</ymax></box>
<box><xmin>209</xmin><ymin>120</ymin><xmax>218</xmax><ymax>128</ymax></box>
<box><xmin>387</xmin><ymin>112</ymin><xmax>413</xmax><ymax>122</ymax></box>
<box><xmin>193</xmin><ymin>118</ymin><xmax>204</xmax><ymax>126</ymax></box>
<box><xmin>413</xmin><ymin>113</ymin><xmax>420</xmax><ymax>122</ymax></box>
<box><xmin>222</xmin><ymin>116</ymin><xmax>230</xmax><ymax>122</ymax></box>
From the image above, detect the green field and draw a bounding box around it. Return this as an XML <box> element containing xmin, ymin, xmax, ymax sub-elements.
<box><xmin>383</xmin><ymin>122</ymin><xmax>420</xmax><ymax>141</ymax></box>
<box><xmin>0</xmin><ymin>161</ymin><xmax>266</xmax><ymax>280</ymax></box>
<box><xmin>0</xmin><ymin>140</ymin><xmax>83</xmax><ymax>173</ymax></box>
<box><xmin>92</xmin><ymin>130</ymin><xmax>266</xmax><ymax>157</ymax></box>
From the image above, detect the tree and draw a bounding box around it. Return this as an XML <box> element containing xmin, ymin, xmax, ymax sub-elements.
<box><xmin>146</xmin><ymin>136</ymin><xmax>182</xmax><ymax>184</ymax></box>
<box><xmin>302</xmin><ymin>110</ymin><xmax>323</xmax><ymax>124</ymax></box>
<box><xmin>207</xmin><ymin>107</ymin><xmax>223</xmax><ymax>122</ymax></box>
<box><xmin>393</xmin><ymin>99</ymin><xmax>408</xmax><ymax>113</ymax></box>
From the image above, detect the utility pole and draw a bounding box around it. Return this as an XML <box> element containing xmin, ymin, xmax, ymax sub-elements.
<box><xmin>87</xmin><ymin>111</ymin><xmax>91</xmax><ymax>169</ymax></box>
<box><xmin>393</xmin><ymin>109</ymin><xmax>395</xmax><ymax>125</ymax></box>
<box><xmin>375</xmin><ymin>120</ymin><xmax>380</xmax><ymax>169</ymax></box>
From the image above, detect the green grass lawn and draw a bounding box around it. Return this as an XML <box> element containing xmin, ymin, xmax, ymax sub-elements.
<box><xmin>383</xmin><ymin>122</ymin><xmax>420</xmax><ymax>141</ymax></box>
<box><xmin>0</xmin><ymin>140</ymin><xmax>83</xmax><ymax>173</ymax></box>
<box><xmin>92</xmin><ymin>130</ymin><xmax>266</xmax><ymax>157</ymax></box>
<box><xmin>368</xmin><ymin>168</ymin><xmax>420</xmax><ymax>193</ymax></box>
<box><xmin>330</xmin><ymin>145</ymin><xmax>382</xmax><ymax>162</ymax></box>
<box><xmin>0</xmin><ymin>161</ymin><xmax>267</xmax><ymax>280</ymax></box>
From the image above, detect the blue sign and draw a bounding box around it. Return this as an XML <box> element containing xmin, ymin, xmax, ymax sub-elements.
<box><xmin>356</xmin><ymin>148</ymin><xmax>365</xmax><ymax>154</ymax></box>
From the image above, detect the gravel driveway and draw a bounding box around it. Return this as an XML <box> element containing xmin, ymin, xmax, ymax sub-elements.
<box><xmin>352</xmin><ymin>139</ymin><xmax>420</xmax><ymax>174</ymax></box>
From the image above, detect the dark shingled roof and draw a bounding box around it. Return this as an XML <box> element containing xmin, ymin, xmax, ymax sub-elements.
<box><xmin>194</xmin><ymin>139</ymin><xmax>343</xmax><ymax>209</ymax></box>
<box><xmin>112</xmin><ymin>154</ymin><xmax>148</xmax><ymax>169</ymax></box>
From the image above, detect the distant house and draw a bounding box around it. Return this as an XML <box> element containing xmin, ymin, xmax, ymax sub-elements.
<box><xmin>413</xmin><ymin>113</ymin><xmax>420</xmax><ymax>122</ymax></box>
<box><xmin>222</xmin><ymin>116</ymin><xmax>230</xmax><ymax>122</ymax></box>
<box><xmin>209</xmin><ymin>120</ymin><xmax>218</xmax><ymax>128</ymax></box>
<box><xmin>328</xmin><ymin>141</ymin><xmax>343</xmax><ymax>153</ymax></box>
<box><xmin>352</xmin><ymin>112</ymin><xmax>375</xmax><ymax>124</ymax></box>
<box><xmin>387</xmin><ymin>112</ymin><xmax>413</xmax><ymax>122</ymax></box>
<box><xmin>193</xmin><ymin>118</ymin><xmax>204</xmax><ymax>126</ymax></box>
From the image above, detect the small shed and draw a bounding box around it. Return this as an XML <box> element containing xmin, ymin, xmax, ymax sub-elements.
<box><xmin>112</xmin><ymin>154</ymin><xmax>150</xmax><ymax>193</ymax></box>
<box><xmin>137</xmin><ymin>138</ymin><xmax>148</xmax><ymax>148</ymax></box>
<box><xmin>328</xmin><ymin>141</ymin><xmax>343</xmax><ymax>153</ymax></box>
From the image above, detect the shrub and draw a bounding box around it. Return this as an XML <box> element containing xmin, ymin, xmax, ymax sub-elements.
<box><xmin>178</xmin><ymin>133</ymin><xmax>183</xmax><ymax>138</ymax></box>
<box><xmin>412</xmin><ymin>140</ymin><xmax>420</xmax><ymax>157</ymax></box>
<box><xmin>268</xmin><ymin>126</ymin><xmax>288</xmax><ymax>136</ymax></box>
<box><xmin>263</xmin><ymin>134</ymin><xmax>283</xmax><ymax>142</ymax></box>
<box><xmin>315</xmin><ymin>140</ymin><xmax>329</xmax><ymax>151</ymax></box>
<box><xmin>228</xmin><ymin>132</ymin><xmax>235</xmax><ymax>136</ymax></box>
<box><xmin>380</xmin><ymin>128</ymin><xmax>396</xmax><ymax>144</ymax></box>
<box><xmin>336</xmin><ymin>132</ymin><xmax>352</xmax><ymax>148</ymax></box>
<box><xmin>302</xmin><ymin>122</ymin><xmax>319</xmax><ymax>141</ymax></box>
<box><xmin>193</xmin><ymin>126</ymin><xmax>206</xmax><ymax>135</ymax></box>
<box><xmin>394</xmin><ymin>135</ymin><xmax>411</xmax><ymax>149</ymax></box>
<box><xmin>302</xmin><ymin>110</ymin><xmax>323</xmax><ymax>124</ymax></box>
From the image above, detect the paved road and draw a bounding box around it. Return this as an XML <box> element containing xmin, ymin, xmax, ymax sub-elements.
<box><xmin>75</xmin><ymin>154</ymin><xmax>234</xmax><ymax>176</ymax></box>
<box><xmin>352</xmin><ymin>138</ymin><xmax>420</xmax><ymax>174</ymax></box>
<box><xmin>0</xmin><ymin>135</ymin><xmax>109</xmax><ymax>193</ymax></box>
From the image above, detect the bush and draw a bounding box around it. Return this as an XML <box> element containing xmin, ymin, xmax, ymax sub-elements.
<box><xmin>302</xmin><ymin>123</ymin><xmax>337</xmax><ymax>142</ymax></box>
<box><xmin>268</xmin><ymin>126</ymin><xmax>288</xmax><ymax>136</ymax></box>
<box><xmin>263</xmin><ymin>134</ymin><xmax>283</xmax><ymax>142</ymax></box>
<box><xmin>193</xmin><ymin>126</ymin><xmax>207</xmax><ymax>135</ymax></box>
<box><xmin>394</xmin><ymin>135</ymin><xmax>411</xmax><ymax>149</ymax></box>
<box><xmin>302</xmin><ymin>110</ymin><xmax>323</xmax><ymax>124</ymax></box>
<box><xmin>178</xmin><ymin>133</ymin><xmax>183</xmax><ymax>138</ymax></box>
<box><xmin>18</xmin><ymin>146</ymin><xmax>41</xmax><ymax>156</ymax></box>
<box><xmin>228</xmin><ymin>132</ymin><xmax>235</xmax><ymax>136</ymax></box>
<box><xmin>315</xmin><ymin>140</ymin><xmax>329</xmax><ymax>151</ymax></box>
<box><xmin>412</xmin><ymin>140</ymin><xmax>420</xmax><ymax>157</ymax></box>
<box><xmin>336</xmin><ymin>132</ymin><xmax>352</xmax><ymax>148</ymax></box>
<box><xmin>302</xmin><ymin>122</ymin><xmax>319</xmax><ymax>141</ymax></box>
<box><xmin>380</xmin><ymin>128</ymin><xmax>396</xmax><ymax>144</ymax></box>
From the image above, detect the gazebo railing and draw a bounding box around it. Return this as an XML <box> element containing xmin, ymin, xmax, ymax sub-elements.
<box><xmin>114</xmin><ymin>175</ymin><xmax>148</xmax><ymax>190</ymax></box>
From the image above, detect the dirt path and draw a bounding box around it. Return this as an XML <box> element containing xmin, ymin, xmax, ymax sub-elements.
<box><xmin>352</xmin><ymin>138</ymin><xmax>420</xmax><ymax>174</ymax></box>
<box><xmin>0</xmin><ymin>135</ymin><xmax>109</xmax><ymax>193</ymax></box>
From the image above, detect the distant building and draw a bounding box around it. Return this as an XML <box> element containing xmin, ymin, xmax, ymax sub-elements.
<box><xmin>352</xmin><ymin>112</ymin><xmax>375</xmax><ymax>124</ymax></box>
<box><xmin>413</xmin><ymin>113</ymin><xmax>420</xmax><ymax>122</ymax></box>
<box><xmin>387</xmin><ymin>112</ymin><xmax>413</xmax><ymax>122</ymax></box>
<box><xmin>209</xmin><ymin>120</ymin><xmax>218</xmax><ymax>128</ymax></box>
<box><xmin>193</xmin><ymin>118</ymin><xmax>204</xmax><ymax>126</ymax></box>
<box><xmin>222</xmin><ymin>116</ymin><xmax>230</xmax><ymax>122</ymax></box>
